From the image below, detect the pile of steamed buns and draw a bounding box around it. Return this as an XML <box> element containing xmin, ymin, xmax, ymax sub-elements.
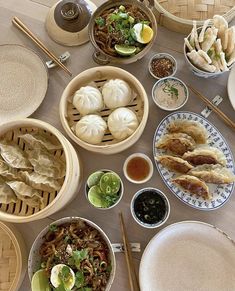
<box><xmin>72</xmin><ymin>79</ymin><xmax>139</xmax><ymax>145</ymax></box>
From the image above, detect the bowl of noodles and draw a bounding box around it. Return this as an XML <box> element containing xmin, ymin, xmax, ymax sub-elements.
<box><xmin>28</xmin><ymin>217</ymin><xmax>116</xmax><ymax>291</ymax></box>
<box><xmin>88</xmin><ymin>0</ymin><xmax>157</xmax><ymax>64</ymax></box>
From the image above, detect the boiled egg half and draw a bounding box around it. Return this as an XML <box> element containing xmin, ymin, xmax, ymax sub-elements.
<box><xmin>133</xmin><ymin>23</ymin><xmax>153</xmax><ymax>44</ymax></box>
<box><xmin>50</xmin><ymin>264</ymin><xmax>75</xmax><ymax>289</ymax></box>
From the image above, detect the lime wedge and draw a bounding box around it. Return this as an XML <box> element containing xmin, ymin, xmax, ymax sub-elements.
<box><xmin>115</xmin><ymin>45</ymin><xmax>137</xmax><ymax>56</ymax></box>
<box><xmin>100</xmin><ymin>172</ymin><xmax>121</xmax><ymax>195</ymax></box>
<box><xmin>31</xmin><ymin>269</ymin><xmax>51</xmax><ymax>291</ymax></box>
<box><xmin>88</xmin><ymin>186</ymin><xmax>104</xmax><ymax>208</ymax></box>
<box><xmin>87</xmin><ymin>171</ymin><xmax>104</xmax><ymax>188</ymax></box>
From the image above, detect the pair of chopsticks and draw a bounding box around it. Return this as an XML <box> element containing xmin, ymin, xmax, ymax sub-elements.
<box><xmin>12</xmin><ymin>16</ymin><xmax>72</xmax><ymax>76</ymax></box>
<box><xmin>188</xmin><ymin>85</ymin><xmax>235</xmax><ymax>131</ymax></box>
<box><xmin>119</xmin><ymin>212</ymin><xmax>140</xmax><ymax>291</ymax></box>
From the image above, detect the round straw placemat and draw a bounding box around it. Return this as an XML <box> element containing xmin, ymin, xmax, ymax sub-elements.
<box><xmin>0</xmin><ymin>222</ymin><xmax>27</xmax><ymax>291</ymax></box>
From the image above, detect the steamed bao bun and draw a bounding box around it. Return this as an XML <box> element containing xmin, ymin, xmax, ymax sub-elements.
<box><xmin>102</xmin><ymin>79</ymin><xmax>132</xmax><ymax>109</ymax></box>
<box><xmin>74</xmin><ymin>115</ymin><xmax>107</xmax><ymax>145</ymax></box>
<box><xmin>73</xmin><ymin>86</ymin><xmax>103</xmax><ymax>116</ymax></box>
<box><xmin>108</xmin><ymin>107</ymin><xmax>139</xmax><ymax>140</ymax></box>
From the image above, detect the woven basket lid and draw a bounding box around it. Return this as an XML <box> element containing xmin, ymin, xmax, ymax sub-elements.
<box><xmin>0</xmin><ymin>222</ymin><xmax>27</xmax><ymax>291</ymax></box>
<box><xmin>45</xmin><ymin>0</ymin><xmax>97</xmax><ymax>46</ymax></box>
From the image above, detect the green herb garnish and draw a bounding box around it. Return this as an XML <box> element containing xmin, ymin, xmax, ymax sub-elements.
<box><xmin>95</xmin><ymin>17</ymin><xmax>105</xmax><ymax>27</ymax></box>
<box><xmin>75</xmin><ymin>271</ymin><xmax>85</xmax><ymax>288</ymax></box>
<box><xmin>72</xmin><ymin>249</ymin><xmax>89</xmax><ymax>269</ymax></box>
<box><xmin>49</xmin><ymin>224</ymin><xmax>57</xmax><ymax>232</ymax></box>
<box><xmin>162</xmin><ymin>80</ymin><xmax>179</xmax><ymax>98</ymax></box>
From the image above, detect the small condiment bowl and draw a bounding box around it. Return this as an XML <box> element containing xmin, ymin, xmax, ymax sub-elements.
<box><xmin>148</xmin><ymin>53</ymin><xmax>177</xmax><ymax>80</ymax></box>
<box><xmin>152</xmin><ymin>76</ymin><xmax>188</xmax><ymax>111</ymax></box>
<box><xmin>85</xmin><ymin>169</ymin><xmax>124</xmax><ymax>210</ymax></box>
<box><xmin>123</xmin><ymin>153</ymin><xmax>153</xmax><ymax>184</ymax></box>
<box><xmin>130</xmin><ymin>187</ymin><xmax>170</xmax><ymax>229</ymax></box>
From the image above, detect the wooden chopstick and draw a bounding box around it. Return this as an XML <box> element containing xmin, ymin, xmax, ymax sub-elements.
<box><xmin>12</xmin><ymin>17</ymin><xmax>72</xmax><ymax>76</ymax></box>
<box><xmin>188</xmin><ymin>85</ymin><xmax>235</xmax><ymax>131</ymax></box>
<box><xmin>119</xmin><ymin>212</ymin><xmax>140</xmax><ymax>291</ymax></box>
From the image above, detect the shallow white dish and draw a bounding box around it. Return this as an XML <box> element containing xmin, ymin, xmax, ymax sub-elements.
<box><xmin>0</xmin><ymin>44</ymin><xmax>48</xmax><ymax>123</ymax></box>
<box><xmin>153</xmin><ymin>111</ymin><xmax>235</xmax><ymax>210</ymax></box>
<box><xmin>227</xmin><ymin>65</ymin><xmax>235</xmax><ymax>111</ymax></box>
<box><xmin>139</xmin><ymin>221</ymin><xmax>235</xmax><ymax>291</ymax></box>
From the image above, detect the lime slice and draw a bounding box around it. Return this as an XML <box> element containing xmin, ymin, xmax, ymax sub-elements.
<box><xmin>115</xmin><ymin>45</ymin><xmax>137</xmax><ymax>56</ymax></box>
<box><xmin>100</xmin><ymin>172</ymin><xmax>121</xmax><ymax>195</ymax></box>
<box><xmin>31</xmin><ymin>269</ymin><xmax>51</xmax><ymax>291</ymax></box>
<box><xmin>88</xmin><ymin>186</ymin><xmax>104</xmax><ymax>208</ymax></box>
<box><xmin>87</xmin><ymin>171</ymin><xmax>104</xmax><ymax>188</ymax></box>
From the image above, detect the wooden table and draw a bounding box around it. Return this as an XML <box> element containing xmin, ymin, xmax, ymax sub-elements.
<box><xmin>0</xmin><ymin>1</ymin><xmax>235</xmax><ymax>290</ymax></box>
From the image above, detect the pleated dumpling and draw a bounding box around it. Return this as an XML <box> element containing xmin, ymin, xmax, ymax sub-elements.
<box><xmin>108</xmin><ymin>108</ymin><xmax>139</xmax><ymax>140</ymax></box>
<box><xmin>28</xmin><ymin>148</ymin><xmax>66</xmax><ymax>179</ymax></box>
<box><xmin>156</xmin><ymin>155</ymin><xmax>193</xmax><ymax>174</ymax></box>
<box><xmin>0</xmin><ymin>177</ymin><xmax>17</xmax><ymax>204</ymax></box>
<box><xmin>73</xmin><ymin>86</ymin><xmax>103</xmax><ymax>116</ymax></box>
<box><xmin>20</xmin><ymin>171</ymin><xmax>63</xmax><ymax>192</ymax></box>
<box><xmin>19</xmin><ymin>132</ymin><xmax>62</xmax><ymax>151</ymax></box>
<box><xmin>102</xmin><ymin>79</ymin><xmax>132</xmax><ymax>109</ymax></box>
<box><xmin>182</xmin><ymin>146</ymin><xmax>226</xmax><ymax>166</ymax></box>
<box><xmin>6</xmin><ymin>181</ymin><xmax>43</xmax><ymax>208</ymax></box>
<box><xmin>168</xmin><ymin>120</ymin><xmax>207</xmax><ymax>144</ymax></box>
<box><xmin>189</xmin><ymin>164</ymin><xmax>235</xmax><ymax>184</ymax></box>
<box><xmin>74</xmin><ymin>115</ymin><xmax>107</xmax><ymax>145</ymax></box>
<box><xmin>172</xmin><ymin>175</ymin><xmax>211</xmax><ymax>199</ymax></box>
<box><xmin>156</xmin><ymin>133</ymin><xmax>196</xmax><ymax>155</ymax></box>
<box><xmin>0</xmin><ymin>142</ymin><xmax>32</xmax><ymax>169</ymax></box>
<box><xmin>0</xmin><ymin>157</ymin><xmax>21</xmax><ymax>181</ymax></box>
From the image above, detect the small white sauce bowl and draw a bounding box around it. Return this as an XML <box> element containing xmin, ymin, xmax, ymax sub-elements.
<box><xmin>130</xmin><ymin>187</ymin><xmax>170</xmax><ymax>229</ymax></box>
<box><xmin>148</xmin><ymin>53</ymin><xmax>177</xmax><ymax>80</ymax></box>
<box><xmin>152</xmin><ymin>76</ymin><xmax>188</xmax><ymax>111</ymax></box>
<box><xmin>123</xmin><ymin>153</ymin><xmax>153</xmax><ymax>184</ymax></box>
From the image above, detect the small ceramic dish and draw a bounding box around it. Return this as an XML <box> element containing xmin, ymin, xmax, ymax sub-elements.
<box><xmin>85</xmin><ymin>169</ymin><xmax>124</xmax><ymax>210</ymax></box>
<box><xmin>123</xmin><ymin>153</ymin><xmax>153</xmax><ymax>184</ymax></box>
<box><xmin>130</xmin><ymin>187</ymin><xmax>170</xmax><ymax>228</ymax></box>
<box><xmin>148</xmin><ymin>53</ymin><xmax>177</xmax><ymax>80</ymax></box>
<box><xmin>152</xmin><ymin>76</ymin><xmax>188</xmax><ymax>111</ymax></box>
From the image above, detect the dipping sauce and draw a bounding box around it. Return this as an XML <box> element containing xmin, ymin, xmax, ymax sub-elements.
<box><xmin>153</xmin><ymin>78</ymin><xmax>187</xmax><ymax>110</ymax></box>
<box><xmin>133</xmin><ymin>190</ymin><xmax>166</xmax><ymax>225</ymax></box>
<box><xmin>126</xmin><ymin>156</ymin><xmax>150</xmax><ymax>182</ymax></box>
<box><xmin>151</xmin><ymin>57</ymin><xmax>174</xmax><ymax>78</ymax></box>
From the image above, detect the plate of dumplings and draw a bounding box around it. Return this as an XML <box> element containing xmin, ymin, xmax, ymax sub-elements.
<box><xmin>60</xmin><ymin>66</ymin><xmax>149</xmax><ymax>154</ymax></box>
<box><xmin>153</xmin><ymin>111</ymin><xmax>235</xmax><ymax>210</ymax></box>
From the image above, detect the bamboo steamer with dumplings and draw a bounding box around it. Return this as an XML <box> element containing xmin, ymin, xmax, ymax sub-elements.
<box><xmin>0</xmin><ymin>119</ymin><xmax>82</xmax><ymax>223</ymax></box>
<box><xmin>153</xmin><ymin>0</ymin><xmax>235</xmax><ymax>34</ymax></box>
<box><xmin>0</xmin><ymin>221</ymin><xmax>27</xmax><ymax>291</ymax></box>
<box><xmin>59</xmin><ymin>66</ymin><xmax>149</xmax><ymax>154</ymax></box>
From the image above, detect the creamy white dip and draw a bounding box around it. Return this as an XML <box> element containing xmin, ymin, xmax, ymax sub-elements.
<box><xmin>154</xmin><ymin>79</ymin><xmax>187</xmax><ymax>109</ymax></box>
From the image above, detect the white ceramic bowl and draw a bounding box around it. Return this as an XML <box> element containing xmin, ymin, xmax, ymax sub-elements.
<box><xmin>0</xmin><ymin>119</ymin><xmax>82</xmax><ymax>223</ymax></box>
<box><xmin>130</xmin><ymin>187</ymin><xmax>170</xmax><ymax>229</ymax></box>
<box><xmin>123</xmin><ymin>153</ymin><xmax>153</xmax><ymax>184</ymax></box>
<box><xmin>152</xmin><ymin>76</ymin><xmax>188</xmax><ymax>111</ymax></box>
<box><xmin>148</xmin><ymin>53</ymin><xmax>177</xmax><ymax>79</ymax></box>
<box><xmin>184</xmin><ymin>26</ymin><xmax>233</xmax><ymax>78</ymax></box>
<box><xmin>85</xmin><ymin>169</ymin><xmax>124</xmax><ymax>210</ymax></box>
<box><xmin>28</xmin><ymin>217</ymin><xmax>116</xmax><ymax>291</ymax></box>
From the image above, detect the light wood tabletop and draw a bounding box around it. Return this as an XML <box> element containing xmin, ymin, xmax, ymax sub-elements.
<box><xmin>0</xmin><ymin>0</ymin><xmax>235</xmax><ymax>290</ymax></box>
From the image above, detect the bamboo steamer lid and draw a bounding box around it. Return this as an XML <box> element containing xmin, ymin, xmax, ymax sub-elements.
<box><xmin>0</xmin><ymin>222</ymin><xmax>27</xmax><ymax>291</ymax></box>
<box><xmin>153</xmin><ymin>0</ymin><xmax>235</xmax><ymax>34</ymax></box>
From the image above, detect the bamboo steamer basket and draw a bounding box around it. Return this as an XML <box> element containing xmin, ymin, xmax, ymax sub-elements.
<box><xmin>153</xmin><ymin>0</ymin><xmax>235</xmax><ymax>34</ymax></box>
<box><xmin>0</xmin><ymin>119</ymin><xmax>82</xmax><ymax>223</ymax></box>
<box><xmin>0</xmin><ymin>221</ymin><xmax>27</xmax><ymax>291</ymax></box>
<box><xmin>59</xmin><ymin>66</ymin><xmax>149</xmax><ymax>154</ymax></box>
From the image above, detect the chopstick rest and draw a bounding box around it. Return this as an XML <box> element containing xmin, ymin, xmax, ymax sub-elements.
<box><xmin>46</xmin><ymin>51</ymin><xmax>70</xmax><ymax>69</ymax></box>
<box><xmin>112</xmin><ymin>243</ymin><xmax>141</xmax><ymax>253</ymax></box>
<box><xmin>201</xmin><ymin>95</ymin><xmax>223</xmax><ymax>118</ymax></box>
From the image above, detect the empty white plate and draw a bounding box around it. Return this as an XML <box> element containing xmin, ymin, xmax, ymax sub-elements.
<box><xmin>139</xmin><ymin>221</ymin><xmax>235</xmax><ymax>291</ymax></box>
<box><xmin>0</xmin><ymin>44</ymin><xmax>48</xmax><ymax>123</ymax></box>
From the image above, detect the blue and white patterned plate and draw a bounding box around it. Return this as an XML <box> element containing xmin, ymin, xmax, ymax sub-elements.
<box><xmin>153</xmin><ymin>111</ymin><xmax>235</xmax><ymax>211</ymax></box>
